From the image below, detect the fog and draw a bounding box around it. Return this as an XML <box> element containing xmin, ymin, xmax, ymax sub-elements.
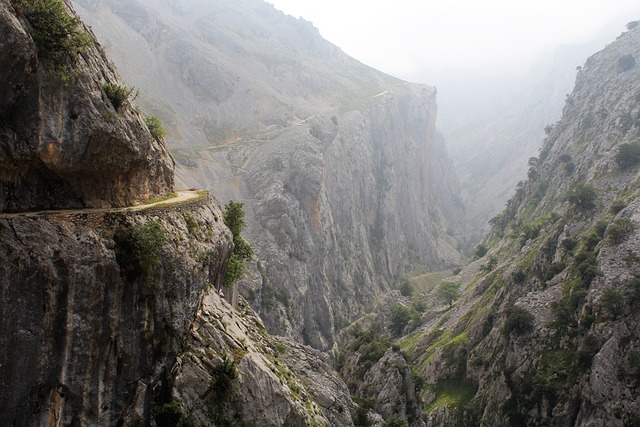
<box><xmin>268</xmin><ymin>1</ymin><xmax>640</xmax><ymax>134</ymax></box>
<box><xmin>268</xmin><ymin>0</ymin><xmax>640</xmax><ymax>81</ymax></box>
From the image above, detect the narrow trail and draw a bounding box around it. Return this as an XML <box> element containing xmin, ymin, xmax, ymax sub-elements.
<box><xmin>0</xmin><ymin>189</ymin><xmax>203</xmax><ymax>219</ymax></box>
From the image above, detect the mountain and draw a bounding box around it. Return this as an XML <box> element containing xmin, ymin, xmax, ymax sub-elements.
<box><xmin>0</xmin><ymin>2</ymin><xmax>354</xmax><ymax>425</ymax></box>
<box><xmin>338</xmin><ymin>21</ymin><xmax>640</xmax><ymax>426</ymax></box>
<box><xmin>72</xmin><ymin>0</ymin><xmax>467</xmax><ymax>349</ymax></box>
<box><xmin>438</xmin><ymin>29</ymin><xmax>630</xmax><ymax>243</ymax></box>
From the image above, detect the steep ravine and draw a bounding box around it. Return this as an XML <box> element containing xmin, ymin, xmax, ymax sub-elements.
<box><xmin>336</xmin><ymin>22</ymin><xmax>640</xmax><ymax>427</ymax></box>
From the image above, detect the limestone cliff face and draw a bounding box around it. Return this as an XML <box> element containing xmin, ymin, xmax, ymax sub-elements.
<box><xmin>0</xmin><ymin>195</ymin><xmax>232</xmax><ymax>425</ymax></box>
<box><xmin>0</xmin><ymin>0</ymin><xmax>174</xmax><ymax>212</ymax></box>
<box><xmin>344</xmin><ymin>22</ymin><xmax>640</xmax><ymax>426</ymax></box>
<box><xmin>71</xmin><ymin>0</ymin><xmax>466</xmax><ymax>350</ymax></box>
<box><xmin>172</xmin><ymin>291</ymin><xmax>355</xmax><ymax>426</ymax></box>
<box><xmin>178</xmin><ymin>86</ymin><xmax>464</xmax><ymax>350</ymax></box>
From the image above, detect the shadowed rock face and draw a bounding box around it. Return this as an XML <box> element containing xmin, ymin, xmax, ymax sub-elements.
<box><xmin>0</xmin><ymin>197</ymin><xmax>232</xmax><ymax>425</ymax></box>
<box><xmin>0</xmin><ymin>1</ymin><xmax>174</xmax><ymax>212</ymax></box>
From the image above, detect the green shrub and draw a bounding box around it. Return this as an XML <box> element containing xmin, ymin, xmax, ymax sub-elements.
<box><xmin>480</xmin><ymin>256</ymin><xmax>498</xmax><ymax>273</ymax></box>
<box><xmin>567</xmin><ymin>183</ymin><xmax>597</xmax><ymax>213</ymax></box>
<box><xmin>153</xmin><ymin>401</ymin><xmax>195</xmax><ymax>427</ymax></box>
<box><xmin>383</xmin><ymin>418</ymin><xmax>409</xmax><ymax>427</ymax></box>
<box><xmin>398</xmin><ymin>278</ymin><xmax>413</xmax><ymax>297</ymax></box>
<box><xmin>564</xmin><ymin>162</ymin><xmax>576</xmax><ymax>174</ymax></box>
<box><xmin>606</xmin><ymin>218</ymin><xmax>635</xmax><ymax>244</ymax></box>
<box><xmin>610</xmin><ymin>199</ymin><xmax>628</xmax><ymax>214</ymax></box>
<box><xmin>146</xmin><ymin>115</ymin><xmax>167</xmax><ymax>140</ymax></box>
<box><xmin>558</xmin><ymin>154</ymin><xmax>572</xmax><ymax>163</ymax></box>
<box><xmin>390</xmin><ymin>304</ymin><xmax>417</xmax><ymax>335</ymax></box>
<box><xmin>616</xmin><ymin>141</ymin><xmax>640</xmax><ymax>169</ymax></box>
<box><xmin>352</xmin><ymin>397</ymin><xmax>375</xmax><ymax>427</ymax></box>
<box><xmin>103</xmin><ymin>83</ymin><xmax>135</xmax><ymax>111</ymax></box>
<box><xmin>12</xmin><ymin>0</ymin><xmax>92</xmax><ymax>73</ymax></box>
<box><xmin>618</xmin><ymin>54</ymin><xmax>636</xmax><ymax>72</ymax></box>
<box><xmin>602</xmin><ymin>289</ymin><xmax>624</xmax><ymax>319</ymax></box>
<box><xmin>115</xmin><ymin>220</ymin><xmax>166</xmax><ymax>278</ymax></box>
<box><xmin>502</xmin><ymin>304</ymin><xmax>534</xmax><ymax>337</ymax></box>
<box><xmin>210</xmin><ymin>356</ymin><xmax>238</xmax><ymax>400</ymax></box>
<box><xmin>473</xmin><ymin>244</ymin><xmax>488</xmax><ymax>259</ymax></box>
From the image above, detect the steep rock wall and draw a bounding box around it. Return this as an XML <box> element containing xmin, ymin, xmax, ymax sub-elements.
<box><xmin>177</xmin><ymin>87</ymin><xmax>464</xmax><ymax>350</ymax></box>
<box><xmin>0</xmin><ymin>1</ymin><xmax>174</xmax><ymax>212</ymax></box>
<box><xmin>0</xmin><ymin>196</ymin><xmax>232</xmax><ymax>425</ymax></box>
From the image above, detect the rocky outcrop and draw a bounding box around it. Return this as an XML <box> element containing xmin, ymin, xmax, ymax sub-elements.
<box><xmin>172</xmin><ymin>291</ymin><xmax>355</xmax><ymax>426</ymax></box>
<box><xmin>0</xmin><ymin>0</ymin><xmax>174</xmax><ymax>212</ymax></box>
<box><xmin>0</xmin><ymin>194</ymin><xmax>232</xmax><ymax>425</ymax></box>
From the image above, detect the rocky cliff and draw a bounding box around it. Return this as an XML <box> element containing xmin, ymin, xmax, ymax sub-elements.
<box><xmin>334</xmin><ymin>21</ymin><xmax>640</xmax><ymax>426</ymax></box>
<box><xmin>72</xmin><ymin>0</ymin><xmax>466</xmax><ymax>350</ymax></box>
<box><xmin>0</xmin><ymin>194</ymin><xmax>233</xmax><ymax>425</ymax></box>
<box><xmin>0</xmin><ymin>2</ymin><xmax>360</xmax><ymax>425</ymax></box>
<box><xmin>0</xmin><ymin>0</ymin><xmax>173</xmax><ymax>212</ymax></box>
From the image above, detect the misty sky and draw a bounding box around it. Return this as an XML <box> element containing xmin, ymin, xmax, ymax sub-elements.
<box><xmin>268</xmin><ymin>0</ymin><xmax>640</xmax><ymax>82</ymax></box>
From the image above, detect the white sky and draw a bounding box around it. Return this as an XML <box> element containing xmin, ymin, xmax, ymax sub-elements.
<box><xmin>268</xmin><ymin>0</ymin><xmax>640</xmax><ymax>81</ymax></box>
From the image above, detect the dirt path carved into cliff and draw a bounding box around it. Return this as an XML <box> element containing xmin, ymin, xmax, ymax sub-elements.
<box><xmin>0</xmin><ymin>190</ymin><xmax>204</xmax><ymax>218</ymax></box>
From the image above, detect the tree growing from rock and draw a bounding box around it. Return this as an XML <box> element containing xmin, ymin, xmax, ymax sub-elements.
<box><xmin>223</xmin><ymin>201</ymin><xmax>253</xmax><ymax>287</ymax></box>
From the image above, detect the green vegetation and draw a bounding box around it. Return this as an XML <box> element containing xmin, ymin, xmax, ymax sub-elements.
<box><xmin>567</xmin><ymin>183</ymin><xmax>597</xmax><ymax>213</ymax></box>
<box><xmin>436</xmin><ymin>281</ymin><xmax>460</xmax><ymax>308</ymax></box>
<box><xmin>601</xmin><ymin>289</ymin><xmax>624</xmax><ymax>319</ymax></box>
<box><xmin>383</xmin><ymin>418</ymin><xmax>409</xmax><ymax>427</ymax></box>
<box><xmin>473</xmin><ymin>243</ymin><xmax>488</xmax><ymax>259</ymax></box>
<box><xmin>146</xmin><ymin>115</ymin><xmax>167</xmax><ymax>140</ymax></box>
<box><xmin>103</xmin><ymin>83</ymin><xmax>136</xmax><ymax>111</ymax></box>
<box><xmin>352</xmin><ymin>396</ymin><xmax>375</xmax><ymax>427</ymax></box>
<box><xmin>479</xmin><ymin>256</ymin><xmax>498</xmax><ymax>273</ymax></box>
<box><xmin>618</xmin><ymin>54</ymin><xmax>636</xmax><ymax>72</ymax></box>
<box><xmin>345</xmin><ymin>329</ymin><xmax>391</xmax><ymax>382</ymax></box>
<box><xmin>209</xmin><ymin>355</ymin><xmax>238</xmax><ymax>426</ymax></box>
<box><xmin>502</xmin><ymin>304</ymin><xmax>534</xmax><ymax>337</ymax></box>
<box><xmin>616</xmin><ymin>141</ymin><xmax>640</xmax><ymax>169</ymax></box>
<box><xmin>610</xmin><ymin>199</ymin><xmax>628</xmax><ymax>214</ymax></box>
<box><xmin>390</xmin><ymin>304</ymin><xmax>419</xmax><ymax>335</ymax></box>
<box><xmin>115</xmin><ymin>220</ymin><xmax>166</xmax><ymax>278</ymax></box>
<box><xmin>606</xmin><ymin>218</ymin><xmax>635</xmax><ymax>244</ymax></box>
<box><xmin>12</xmin><ymin>0</ymin><xmax>92</xmax><ymax>70</ymax></box>
<box><xmin>223</xmin><ymin>201</ymin><xmax>253</xmax><ymax>287</ymax></box>
<box><xmin>153</xmin><ymin>401</ymin><xmax>195</xmax><ymax>427</ymax></box>
<box><xmin>425</xmin><ymin>379</ymin><xmax>477</xmax><ymax>413</ymax></box>
<box><xmin>397</xmin><ymin>278</ymin><xmax>413</xmax><ymax>297</ymax></box>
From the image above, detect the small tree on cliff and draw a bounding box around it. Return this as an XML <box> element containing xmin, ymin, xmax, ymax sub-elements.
<box><xmin>223</xmin><ymin>201</ymin><xmax>253</xmax><ymax>287</ymax></box>
<box><xmin>437</xmin><ymin>281</ymin><xmax>460</xmax><ymax>308</ymax></box>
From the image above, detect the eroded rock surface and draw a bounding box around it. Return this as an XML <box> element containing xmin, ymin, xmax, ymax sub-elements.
<box><xmin>0</xmin><ymin>0</ymin><xmax>174</xmax><ymax>212</ymax></box>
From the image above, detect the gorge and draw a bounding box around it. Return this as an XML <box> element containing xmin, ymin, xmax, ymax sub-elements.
<box><xmin>1</xmin><ymin>0</ymin><xmax>640</xmax><ymax>426</ymax></box>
